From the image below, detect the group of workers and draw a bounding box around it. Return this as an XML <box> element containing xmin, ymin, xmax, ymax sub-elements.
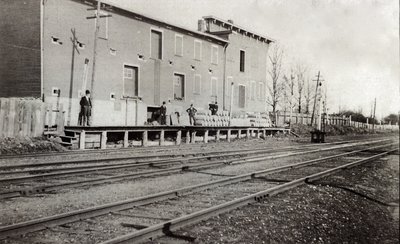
<box><xmin>77</xmin><ymin>90</ymin><xmax>219</xmax><ymax>127</ymax></box>
<box><xmin>160</xmin><ymin>101</ymin><xmax>218</xmax><ymax>125</ymax></box>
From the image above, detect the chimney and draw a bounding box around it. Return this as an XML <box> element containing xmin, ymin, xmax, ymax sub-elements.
<box><xmin>198</xmin><ymin>19</ymin><xmax>206</xmax><ymax>32</ymax></box>
<box><xmin>227</xmin><ymin>19</ymin><xmax>234</xmax><ymax>24</ymax></box>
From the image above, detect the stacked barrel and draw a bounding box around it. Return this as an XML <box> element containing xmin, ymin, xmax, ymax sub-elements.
<box><xmin>194</xmin><ymin>110</ymin><xmax>230</xmax><ymax>126</ymax></box>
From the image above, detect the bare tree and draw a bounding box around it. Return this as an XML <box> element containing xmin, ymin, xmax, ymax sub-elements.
<box><xmin>267</xmin><ymin>45</ymin><xmax>284</xmax><ymax>115</ymax></box>
<box><xmin>295</xmin><ymin>64</ymin><xmax>307</xmax><ymax>113</ymax></box>
<box><xmin>304</xmin><ymin>76</ymin><xmax>313</xmax><ymax>114</ymax></box>
<box><xmin>282</xmin><ymin>71</ymin><xmax>295</xmax><ymax>127</ymax></box>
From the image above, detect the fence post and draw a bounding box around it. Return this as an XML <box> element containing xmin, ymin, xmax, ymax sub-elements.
<box><xmin>203</xmin><ymin>130</ymin><xmax>209</xmax><ymax>143</ymax></box>
<box><xmin>142</xmin><ymin>131</ymin><xmax>148</xmax><ymax>147</ymax></box>
<box><xmin>56</xmin><ymin>104</ymin><xmax>64</xmax><ymax>135</ymax></box>
<box><xmin>79</xmin><ymin>131</ymin><xmax>86</xmax><ymax>149</ymax></box>
<box><xmin>101</xmin><ymin>131</ymin><xmax>107</xmax><ymax>149</ymax></box>
<box><xmin>176</xmin><ymin>130</ymin><xmax>181</xmax><ymax>145</ymax></box>
<box><xmin>124</xmin><ymin>131</ymin><xmax>129</xmax><ymax>148</ymax></box>
<box><xmin>160</xmin><ymin>129</ymin><xmax>165</xmax><ymax>146</ymax></box>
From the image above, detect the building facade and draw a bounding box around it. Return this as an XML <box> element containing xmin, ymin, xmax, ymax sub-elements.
<box><xmin>0</xmin><ymin>0</ymin><xmax>274</xmax><ymax>126</ymax></box>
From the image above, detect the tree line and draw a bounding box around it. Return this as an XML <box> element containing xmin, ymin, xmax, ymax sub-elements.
<box><xmin>266</xmin><ymin>44</ymin><xmax>398</xmax><ymax>125</ymax></box>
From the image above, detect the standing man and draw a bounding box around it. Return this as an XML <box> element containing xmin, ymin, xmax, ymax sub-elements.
<box><xmin>79</xmin><ymin>90</ymin><xmax>92</xmax><ymax>126</ymax></box>
<box><xmin>209</xmin><ymin>101</ymin><xmax>218</xmax><ymax>115</ymax></box>
<box><xmin>160</xmin><ymin>101</ymin><xmax>167</xmax><ymax>125</ymax></box>
<box><xmin>186</xmin><ymin>104</ymin><xmax>197</xmax><ymax>125</ymax></box>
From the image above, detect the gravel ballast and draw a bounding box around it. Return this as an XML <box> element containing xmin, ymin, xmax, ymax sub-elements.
<box><xmin>151</xmin><ymin>154</ymin><xmax>399</xmax><ymax>244</ymax></box>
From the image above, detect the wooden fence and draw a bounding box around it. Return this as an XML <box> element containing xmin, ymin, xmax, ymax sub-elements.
<box><xmin>0</xmin><ymin>98</ymin><xmax>64</xmax><ymax>138</ymax></box>
<box><xmin>274</xmin><ymin>112</ymin><xmax>349</xmax><ymax>126</ymax></box>
<box><xmin>273</xmin><ymin>111</ymin><xmax>398</xmax><ymax>131</ymax></box>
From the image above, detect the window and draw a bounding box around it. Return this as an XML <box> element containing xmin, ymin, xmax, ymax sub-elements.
<box><xmin>250</xmin><ymin>81</ymin><xmax>256</xmax><ymax>100</ymax></box>
<box><xmin>258</xmin><ymin>82</ymin><xmax>264</xmax><ymax>100</ymax></box>
<box><xmin>211</xmin><ymin>77</ymin><xmax>218</xmax><ymax>97</ymax></box>
<box><xmin>175</xmin><ymin>34</ymin><xmax>183</xmax><ymax>56</ymax></box>
<box><xmin>240</xmin><ymin>50</ymin><xmax>245</xmax><ymax>72</ymax></box>
<box><xmin>211</xmin><ymin>45</ymin><xmax>218</xmax><ymax>64</ymax></box>
<box><xmin>238</xmin><ymin>85</ymin><xmax>246</xmax><ymax>108</ymax></box>
<box><xmin>123</xmin><ymin>65</ymin><xmax>139</xmax><ymax>97</ymax></box>
<box><xmin>173</xmin><ymin>73</ymin><xmax>185</xmax><ymax>100</ymax></box>
<box><xmin>194</xmin><ymin>40</ymin><xmax>202</xmax><ymax>60</ymax></box>
<box><xmin>151</xmin><ymin>30</ymin><xmax>162</xmax><ymax>59</ymax></box>
<box><xmin>193</xmin><ymin>74</ymin><xmax>201</xmax><ymax>94</ymax></box>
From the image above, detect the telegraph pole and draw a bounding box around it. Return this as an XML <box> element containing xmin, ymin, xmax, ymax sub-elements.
<box><xmin>372</xmin><ymin>98</ymin><xmax>376</xmax><ymax>132</ymax></box>
<box><xmin>289</xmin><ymin>73</ymin><xmax>294</xmax><ymax>131</ymax></box>
<box><xmin>86</xmin><ymin>1</ymin><xmax>111</xmax><ymax>125</ymax></box>
<box><xmin>311</xmin><ymin>71</ymin><xmax>324</xmax><ymax>126</ymax></box>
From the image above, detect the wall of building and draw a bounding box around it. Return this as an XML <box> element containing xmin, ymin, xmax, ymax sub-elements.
<box><xmin>0</xmin><ymin>0</ymin><xmax>41</xmax><ymax>98</ymax></box>
<box><xmin>42</xmin><ymin>0</ymin><xmax>226</xmax><ymax>126</ymax></box>
<box><xmin>205</xmin><ymin>21</ymin><xmax>270</xmax><ymax>115</ymax></box>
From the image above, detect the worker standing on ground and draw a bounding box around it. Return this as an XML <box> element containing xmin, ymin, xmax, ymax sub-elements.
<box><xmin>160</xmin><ymin>101</ymin><xmax>167</xmax><ymax>125</ymax></box>
<box><xmin>186</xmin><ymin>104</ymin><xmax>197</xmax><ymax>125</ymax></box>
<box><xmin>79</xmin><ymin>90</ymin><xmax>92</xmax><ymax>126</ymax></box>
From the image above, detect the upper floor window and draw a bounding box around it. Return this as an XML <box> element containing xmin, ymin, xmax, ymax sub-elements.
<box><xmin>250</xmin><ymin>81</ymin><xmax>256</xmax><ymax>100</ymax></box>
<box><xmin>175</xmin><ymin>34</ymin><xmax>183</xmax><ymax>57</ymax></box>
<box><xmin>211</xmin><ymin>77</ymin><xmax>218</xmax><ymax>97</ymax></box>
<box><xmin>211</xmin><ymin>45</ymin><xmax>218</xmax><ymax>65</ymax></box>
<box><xmin>151</xmin><ymin>29</ymin><xmax>162</xmax><ymax>59</ymax></box>
<box><xmin>258</xmin><ymin>82</ymin><xmax>264</xmax><ymax>100</ymax></box>
<box><xmin>240</xmin><ymin>50</ymin><xmax>245</xmax><ymax>72</ymax></box>
<box><xmin>194</xmin><ymin>40</ymin><xmax>202</xmax><ymax>61</ymax></box>
<box><xmin>193</xmin><ymin>74</ymin><xmax>201</xmax><ymax>94</ymax></box>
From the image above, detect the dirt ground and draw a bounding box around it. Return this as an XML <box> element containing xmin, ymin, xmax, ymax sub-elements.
<box><xmin>0</xmin><ymin>133</ymin><xmax>398</xmax><ymax>244</ymax></box>
<box><xmin>152</xmin><ymin>153</ymin><xmax>399</xmax><ymax>244</ymax></box>
<box><xmin>0</xmin><ymin>136</ymin><xmax>65</xmax><ymax>155</ymax></box>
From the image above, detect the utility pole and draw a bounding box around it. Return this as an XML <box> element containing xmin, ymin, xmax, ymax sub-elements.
<box><xmin>86</xmin><ymin>1</ymin><xmax>112</xmax><ymax>125</ymax></box>
<box><xmin>289</xmin><ymin>73</ymin><xmax>294</xmax><ymax>131</ymax></box>
<box><xmin>372</xmin><ymin>98</ymin><xmax>376</xmax><ymax>132</ymax></box>
<box><xmin>311</xmin><ymin>71</ymin><xmax>324</xmax><ymax>126</ymax></box>
<box><xmin>229</xmin><ymin>81</ymin><xmax>234</xmax><ymax>125</ymax></box>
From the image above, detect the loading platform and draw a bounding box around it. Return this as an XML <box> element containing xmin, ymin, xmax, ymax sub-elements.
<box><xmin>62</xmin><ymin>126</ymin><xmax>290</xmax><ymax>150</ymax></box>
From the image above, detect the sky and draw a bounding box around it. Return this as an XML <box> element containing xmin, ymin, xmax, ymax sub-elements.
<box><xmin>106</xmin><ymin>0</ymin><xmax>399</xmax><ymax>118</ymax></box>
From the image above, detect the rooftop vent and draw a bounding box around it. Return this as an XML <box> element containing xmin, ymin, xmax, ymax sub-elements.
<box><xmin>227</xmin><ymin>19</ymin><xmax>234</xmax><ymax>24</ymax></box>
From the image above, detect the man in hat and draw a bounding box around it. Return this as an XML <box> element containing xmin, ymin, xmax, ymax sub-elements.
<box><xmin>79</xmin><ymin>90</ymin><xmax>92</xmax><ymax>126</ymax></box>
<box><xmin>186</xmin><ymin>104</ymin><xmax>197</xmax><ymax>125</ymax></box>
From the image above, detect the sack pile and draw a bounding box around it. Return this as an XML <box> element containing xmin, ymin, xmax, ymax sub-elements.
<box><xmin>194</xmin><ymin>110</ymin><xmax>230</xmax><ymax>126</ymax></box>
<box><xmin>248</xmin><ymin>113</ymin><xmax>271</xmax><ymax>127</ymax></box>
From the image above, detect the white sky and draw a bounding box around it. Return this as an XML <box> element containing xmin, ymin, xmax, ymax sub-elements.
<box><xmin>106</xmin><ymin>0</ymin><xmax>399</xmax><ymax>118</ymax></box>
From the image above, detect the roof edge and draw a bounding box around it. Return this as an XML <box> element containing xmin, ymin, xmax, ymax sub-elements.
<box><xmin>202</xmin><ymin>15</ymin><xmax>275</xmax><ymax>43</ymax></box>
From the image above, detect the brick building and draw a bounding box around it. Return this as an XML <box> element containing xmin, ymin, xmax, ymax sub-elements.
<box><xmin>0</xmin><ymin>0</ymin><xmax>273</xmax><ymax>126</ymax></box>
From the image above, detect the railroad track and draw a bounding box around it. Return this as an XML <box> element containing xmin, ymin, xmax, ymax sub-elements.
<box><xmin>0</xmin><ymin>139</ymin><xmax>390</xmax><ymax>199</ymax></box>
<box><xmin>0</xmin><ymin>134</ymin><xmax>367</xmax><ymax>162</ymax></box>
<box><xmin>0</xmin><ymin>142</ymin><xmax>397</xmax><ymax>243</ymax></box>
<box><xmin>0</xmin><ymin>137</ymin><xmax>371</xmax><ymax>170</ymax></box>
<box><xmin>0</xmin><ymin>135</ymin><xmax>391</xmax><ymax>167</ymax></box>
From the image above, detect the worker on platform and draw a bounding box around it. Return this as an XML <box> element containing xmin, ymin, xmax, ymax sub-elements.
<box><xmin>160</xmin><ymin>101</ymin><xmax>167</xmax><ymax>125</ymax></box>
<box><xmin>186</xmin><ymin>104</ymin><xmax>197</xmax><ymax>125</ymax></box>
<box><xmin>209</xmin><ymin>101</ymin><xmax>218</xmax><ymax>115</ymax></box>
<box><xmin>79</xmin><ymin>90</ymin><xmax>92</xmax><ymax>126</ymax></box>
